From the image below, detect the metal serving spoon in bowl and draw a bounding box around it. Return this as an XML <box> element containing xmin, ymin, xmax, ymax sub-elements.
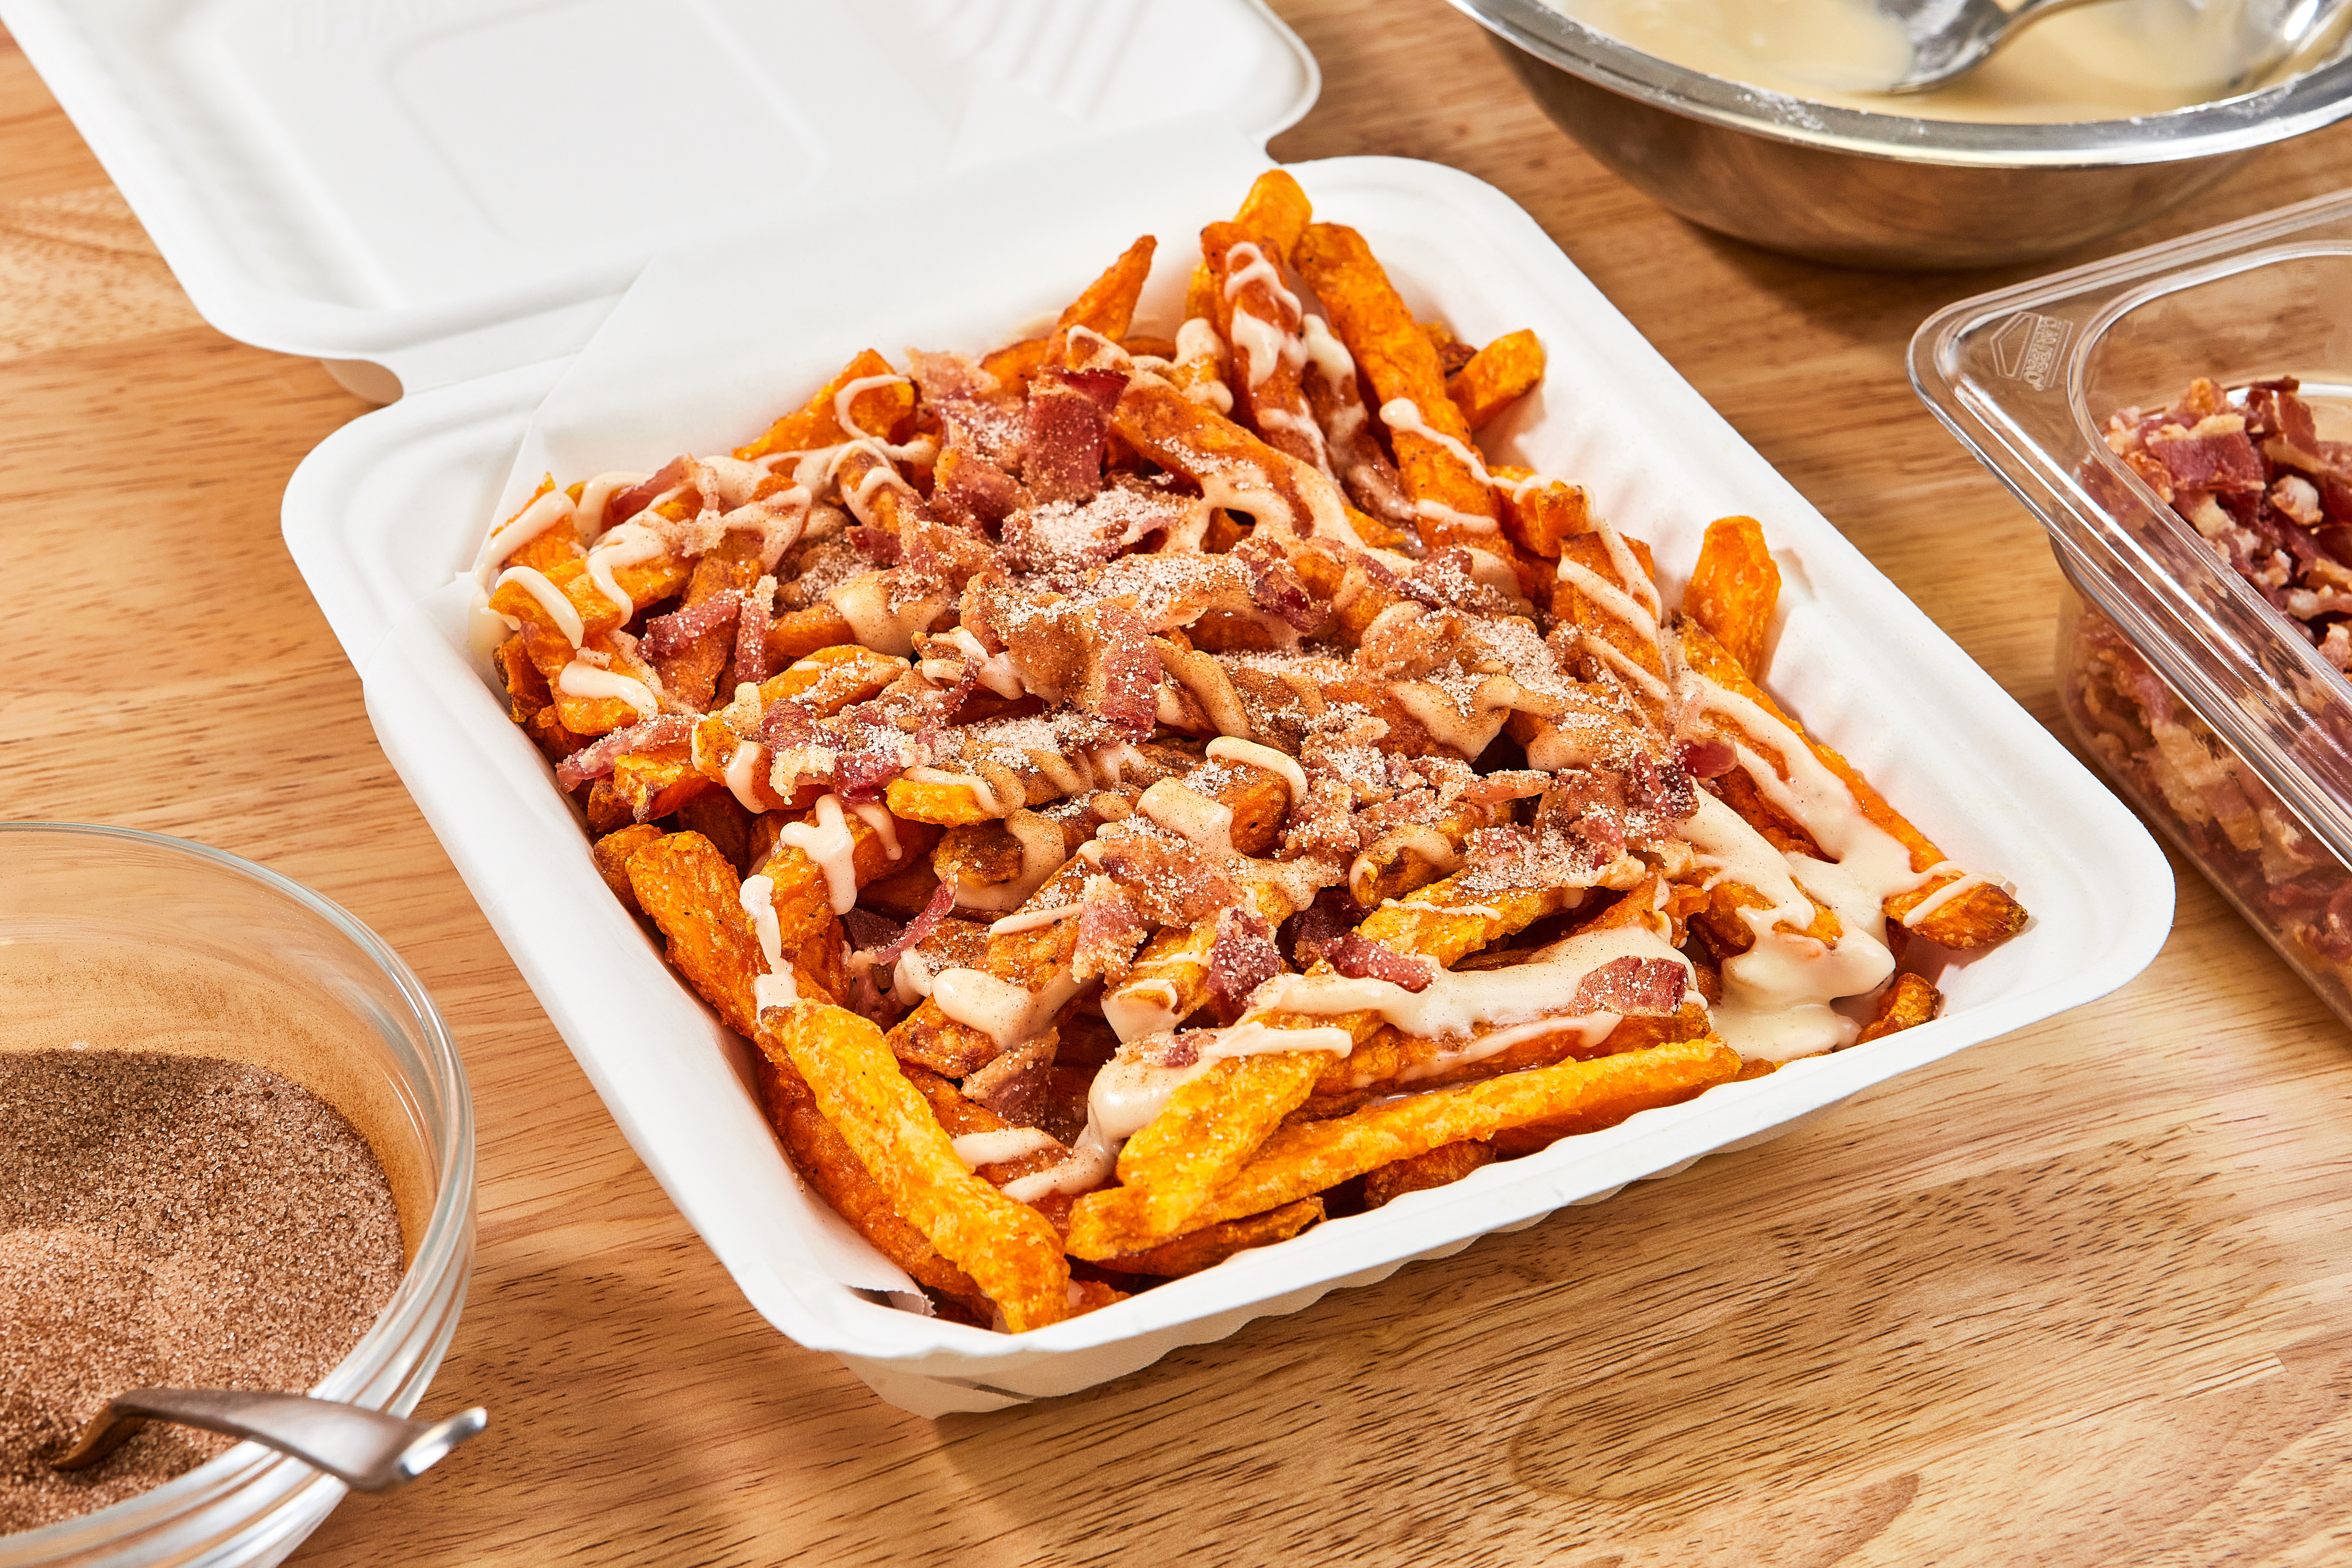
<box><xmin>50</xmin><ymin>1389</ymin><xmax>488</xmax><ymax>1492</ymax></box>
<box><xmin>1876</xmin><ymin>0</ymin><xmax>2352</xmax><ymax>92</ymax></box>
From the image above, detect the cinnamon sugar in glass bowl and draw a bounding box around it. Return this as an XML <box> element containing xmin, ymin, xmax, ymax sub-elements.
<box><xmin>0</xmin><ymin>824</ymin><xmax>474</xmax><ymax>1568</ymax></box>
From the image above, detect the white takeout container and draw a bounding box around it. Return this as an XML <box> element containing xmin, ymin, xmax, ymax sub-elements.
<box><xmin>11</xmin><ymin>0</ymin><xmax>2176</xmax><ymax>1416</ymax></box>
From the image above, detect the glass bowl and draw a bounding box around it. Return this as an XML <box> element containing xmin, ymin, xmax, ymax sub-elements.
<box><xmin>0</xmin><ymin>824</ymin><xmax>474</xmax><ymax>1568</ymax></box>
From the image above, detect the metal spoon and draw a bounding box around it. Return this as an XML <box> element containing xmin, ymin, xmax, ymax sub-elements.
<box><xmin>50</xmin><ymin>1389</ymin><xmax>487</xmax><ymax>1493</ymax></box>
<box><xmin>1875</xmin><ymin>0</ymin><xmax>2352</xmax><ymax>93</ymax></box>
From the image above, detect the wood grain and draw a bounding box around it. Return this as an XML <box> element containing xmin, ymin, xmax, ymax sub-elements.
<box><xmin>5</xmin><ymin>6</ymin><xmax>2352</xmax><ymax>1564</ymax></box>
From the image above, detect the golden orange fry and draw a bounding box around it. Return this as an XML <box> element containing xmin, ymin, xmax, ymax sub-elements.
<box><xmin>759</xmin><ymin>1000</ymin><xmax>1071</xmax><ymax>1332</ymax></box>
<box><xmin>1445</xmin><ymin>328</ymin><xmax>1545</xmax><ymax>430</ymax></box>
<box><xmin>1684</xmin><ymin>515</ymin><xmax>1780</xmax><ymax>676</ymax></box>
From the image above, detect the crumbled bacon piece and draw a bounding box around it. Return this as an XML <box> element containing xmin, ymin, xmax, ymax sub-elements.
<box><xmin>1679</xmin><ymin>737</ymin><xmax>1738</xmax><ymax>779</ymax></box>
<box><xmin>2146</xmin><ymin>421</ymin><xmax>2265</xmax><ymax>494</ymax></box>
<box><xmin>1286</xmin><ymin>885</ymin><xmax>1359</xmax><ymax>967</ymax></box>
<box><xmin>640</xmin><ymin>590</ymin><xmax>741</xmax><ymax>659</ymax></box>
<box><xmin>1568</xmin><ymin>956</ymin><xmax>1687</xmax><ymax>1017</ymax></box>
<box><xmin>606</xmin><ymin>457</ymin><xmax>688</xmax><ymax>527</ymax></box>
<box><xmin>1023</xmin><ymin>374</ymin><xmax>1113</xmax><ymax>504</ymax></box>
<box><xmin>734</xmin><ymin>579</ymin><xmax>774</xmax><ymax>685</ymax></box>
<box><xmin>874</xmin><ymin>880</ymin><xmax>956</xmax><ymax>969</ymax></box>
<box><xmin>1232</xmin><ymin>535</ymin><xmax>1328</xmax><ymax>633</ymax></box>
<box><xmin>1326</xmin><ymin>931</ymin><xmax>1434</xmax><ymax>992</ymax></box>
<box><xmin>1207</xmin><ymin>905</ymin><xmax>1281</xmax><ymax>1010</ymax></box>
<box><xmin>1073</xmin><ymin>875</ymin><xmax>1148</xmax><ymax>984</ymax></box>
<box><xmin>1098</xmin><ymin>833</ymin><xmax>1233</xmax><ymax>928</ymax></box>
<box><xmin>847</xmin><ymin>525</ymin><xmax>902</xmax><ymax>564</ymax></box>
<box><xmin>553</xmin><ymin>714</ymin><xmax>694</xmax><ymax>789</ymax></box>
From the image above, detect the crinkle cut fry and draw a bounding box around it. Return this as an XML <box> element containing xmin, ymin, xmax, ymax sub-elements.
<box><xmin>1679</xmin><ymin>618</ymin><xmax>2027</xmax><ymax>950</ymax></box>
<box><xmin>1319</xmin><ymin>1002</ymin><xmax>1712</xmax><ymax>1109</ymax></box>
<box><xmin>1067</xmin><ymin>873</ymin><xmax>1578</xmax><ymax>1260</ymax></box>
<box><xmin>625</xmin><ymin>831</ymin><xmax>829</xmax><ymax>1039</ymax></box>
<box><xmin>734</xmin><ymin>348</ymin><xmax>914</xmax><ymax>463</ymax></box>
<box><xmin>758</xmin><ymin>1001</ymin><xmax>1071</xmax><ymax>1331</ymax></box>
<box><xmin>755</xmin><ymin>1053</ymin><xmax>990</xmax><ymax>1319</ymax></box>
<box><xmin>1187</xmin><ymin>1038</ymin><xmax>1742</xmax><ymax>1232</ymax></box>
<box><xmin>1290</xmin><ymin>221</ymin><xmax>1504</xmax><ymax>550</ymax></box>
<box><xmin>1684</xmin><ymin>515</ymin><xmax>1779</xmax><ymax>677</ymax></box>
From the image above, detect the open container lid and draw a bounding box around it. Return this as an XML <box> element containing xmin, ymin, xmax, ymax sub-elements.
<box><xmin>0</xmin><ymin>0</ymin><xmax>1318</xmax><ymax>398</ymax></box>
<box><xmin>1911</xmin><ymin>189</ymin><xmax>2352</xmax><ymax>875</ymax></box>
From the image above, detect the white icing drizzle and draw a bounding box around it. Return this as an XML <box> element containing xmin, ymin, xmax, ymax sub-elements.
<box><xmin>557</xmin><ymin>658</ymin><xmax>657</xmax><ymax>718</ymax></box>
<box><xmin>1206</xmin><ymin>1021</ymin><xmax>1359</xmax><ymax>1058</ymax></box>
<box><xmin>988</xmin><ymin>903</ymin><xmax>1082</xmax><ymax>936</ymax></box>
<box><xmin>1135</xmin><ymin>781</ymin><xmax>1236</xmax><ymax>856</ymax></box>
<box><xmin>930</xmin><ymin>966</ymin><xmax>1080</xmax><ymax>1053</ymax></box>
<box><xmin>1001</xmin><ymin>1120</ymin><xmax>1117</xmax><ymax>1203</ymax></box>
<box><xmin>951</xmin><ymin>1127</ymin><xmax>1061</xmax><ymax>1169</ymax></box>
<box><xmin>1901</xmin><ymin>870</ymin><xmax>1993</xmax><ymax>928</ymax></box>
<box><xmin>779</xmin><ymin>794</ymin><xmax>860</xmax><ymax>915</ymax></box>
<box><xmin>472</xmin><ymin>488</ymin><xmax>575</xmax><ymax>583</ymax></box>
<box><xmin>892</xmin><ymin>948</ymin><xmax>934</xmax><ymax>1006</ymax></box>
<box><xmin>739</xmin><ymin>874</ymin><xmax>798</xmax><ymax>1016</ymax></box>
<box><xmin>832</xmin><ymin>373</ymin><xmax>911</xmax><ymax>442</ymax></box>
<box><xmin>1250</xmin><ymin>924</ymin><xmax>1693</xmax><ymax>1068</ymax></box>
<box><xmin>494</xmin><ymin>565</ymin><xmax>584</xmax><ymax>648</ymax></box>
<box><xmin>1556</xmin><ymin>556</ymin><xmax>1663</xmax><ymax>642</ymax></box>
<box><xmin>1414</xmin><ymin>497</ymin><xmax>1502</xmax><ymax>535</ymax></box>
<box><xmin>954</xmin><ymin>813</ymin><xmax>1067</xmax><ymax>913</ymax></box>
<box><xmin>1101</xmin><ymin>981</ymin><xmax>1182</xmax><ymax>1043</ymax></box>
<box><xmin>848</xmin><ymin>801</ymin><xmax>902</xmax><ymax>860</ymax></box>
<box><xmin>573</xmin><ymin>470</ymin><xmax>650</xmax><ymax>544</ymax></box>
<box><xmin>1205</xmin><ymin>736</ymin><xmax>1308</xmax><ymax>807</ymax></box>
<box><xmin>582</xmin><ymin>521</ymin><xmax>667</xmax><ymax>620</ymax></box>
<box><xmin>723</xmin><ymin>741</ymin><xmax>768</xmax><ymax>812</ymax></box>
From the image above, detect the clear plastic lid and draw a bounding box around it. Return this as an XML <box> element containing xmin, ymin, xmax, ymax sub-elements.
<box><xmin>1911</xmin><ymin>189</ymin><xmax>2352</xmax><ymax>867</ymax></box>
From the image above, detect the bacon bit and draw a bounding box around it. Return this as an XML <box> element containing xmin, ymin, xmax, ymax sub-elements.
<box><xmin>607</xmin><ymin>457</ymin><xmax>688</xmax><ymax>526</ymax></box>
<box><xmin>1679</xmin><ymin>737</ymin><xmax>1738</xmax><ymax>779</ymax></box>
<box><xmin>1326</xmin><ymin>931</ymin><xmax>1434</xmax><ymax>992</ymax></box>
<box><xmin>1287</xmin><ymin>885</ymin><xmax>1358</xmax><ymax>967</ymax></box>
<box><xmin>553</xmin><ymin>713</ymin><xmax>694</xmax><ymax>789</ymax></box>
<box><xmin>761</xmin><ymin>697</ymin><xmax>818</xmax><ymax>751</ymax></box>
<box><xmin>874</xmin><ymin>879</ymin><xmax>956</xmax><ymax>969</ymax></box>
<box><xmin>1207</xmin><ymin>905</ymin><xmax>1281</xmax><ymax>1010</ymax></box>
<box><xmin>1626</xmin><ymin>749</ymin><xmax>1697</xmax><ymax>826</ymax></box>
<box><xmin>640</xmin><ymin>590</ymin><xmax>741</xmax><ymax>660</ymax></box>
<box><xmin>1568</xmin><ymin>955</ymin><xmax>1687</xmax><ymax>1017</ymax></box>
<box><xmin>847</xmin><ymin>524</ymin><xmax>902</xmax><ymax>564</ymax></box>
<box><xmin>963</xmin><ymin>1031</ymin><xmax>1059</xmax><ymax>1125</ymax></box>
<box><xmin>1099</xmin><ymin>835</ymin><xmax>1234</xmax><ymax>928</ymax></box>
<box><xmin>1073</xmin><ymin>875</ymin><xmax>1148</xmax><ymax>985</ymax></box>
<box><xmin>935</xmin><ymin>446</ymin><xmax>1026</xmax><ymax>531</ymax></box>
<box><xmin>734</xmin><ymin>580</ymin><xmax>774</xmax><ymax>685</ymax></box>
<box><xmin>1461</xmin><ymin>769</ymin><xmax>1551</xmax><ymax>804</ymax></box>
<box><xmin>1232</xmin><ymin>535</ymin><xmax>1328</xmax><ymax>633</ymax></box>
<box><xmin>1023</xmin><ymin>379</ymin><xmax>1110</xmax><ymax>504</ymax></box>
<box><xmin>2146</xmin><ymin>424</ymin><xmax>2265</xmax><ymax>494</ymax></box>
<box><xmin>1087</xmin><ymin>602</ymin><xmax>1161</xmax><ymax>742</ymax></box>
<box><xmin>1056</xmin><ymin>367</ymin><xmax>1130</xmax><ymax>411</ymax></box>
<box><xmin>842</xmin><ymin>907</ymin><xmax>898</xmax><ymax>953</ymax></box>
<box><xmin>846</xmin><ymin>966</ymin><xmax>900</xmax><ymax>1028</ymax></box>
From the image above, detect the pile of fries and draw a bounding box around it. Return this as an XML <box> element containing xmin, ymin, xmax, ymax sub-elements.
<box><xmin>477</xmin><ymin>172</ymin><xmax>2028</xmax><ymax>1332</ymax></box>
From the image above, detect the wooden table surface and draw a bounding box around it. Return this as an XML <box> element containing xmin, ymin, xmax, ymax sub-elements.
<box><xmin>9</xmin><ymin>4</ymin><xmax>2352</xmax><ymax>1563</ymax></box>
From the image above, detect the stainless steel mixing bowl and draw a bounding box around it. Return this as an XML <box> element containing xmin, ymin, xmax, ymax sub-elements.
<box><xmin>1449</xmin><ymin>0</ymin><xmax>2352</xmax><ymax>267</ymax></box>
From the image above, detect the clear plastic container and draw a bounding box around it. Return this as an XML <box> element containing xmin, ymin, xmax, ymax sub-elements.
<box><xmin>1912</xmin><ymin>190</ymin><xmax>2352</xmax><ymax>1025</ymax></box>
<box><xmin>0</xmin><ymin>825</ymin><xmax>474</xmax><ymax>1568</ymax></box>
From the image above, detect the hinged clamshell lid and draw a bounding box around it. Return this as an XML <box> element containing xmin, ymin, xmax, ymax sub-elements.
<box><xmin>2</xmin><ymin>0</ymin><xmax>1316</xmax><ymax>396</ymax></box>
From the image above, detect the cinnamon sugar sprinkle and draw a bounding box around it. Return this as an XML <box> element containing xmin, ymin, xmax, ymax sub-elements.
<box><xmin>0</xmin><ymin>1051</ymin><xmax>404</xmax><ymax>1535</ymax></box>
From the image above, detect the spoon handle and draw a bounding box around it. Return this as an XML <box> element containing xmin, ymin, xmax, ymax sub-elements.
<box><xmin>51</xmin><ymin>1389</ymin><xmax>487</xmax><ymax>1493</ymax></box>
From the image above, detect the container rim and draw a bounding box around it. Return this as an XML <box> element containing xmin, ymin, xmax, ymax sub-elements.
<box><xmin>1449</xmin><ymin>0</ymin><xmax>2352</xmax><ymax>167</ymax></box>
<box><xmin>0</xmin><ymin>822</ymin><xmax>475</xmax><ymax>1558</ymax></box>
